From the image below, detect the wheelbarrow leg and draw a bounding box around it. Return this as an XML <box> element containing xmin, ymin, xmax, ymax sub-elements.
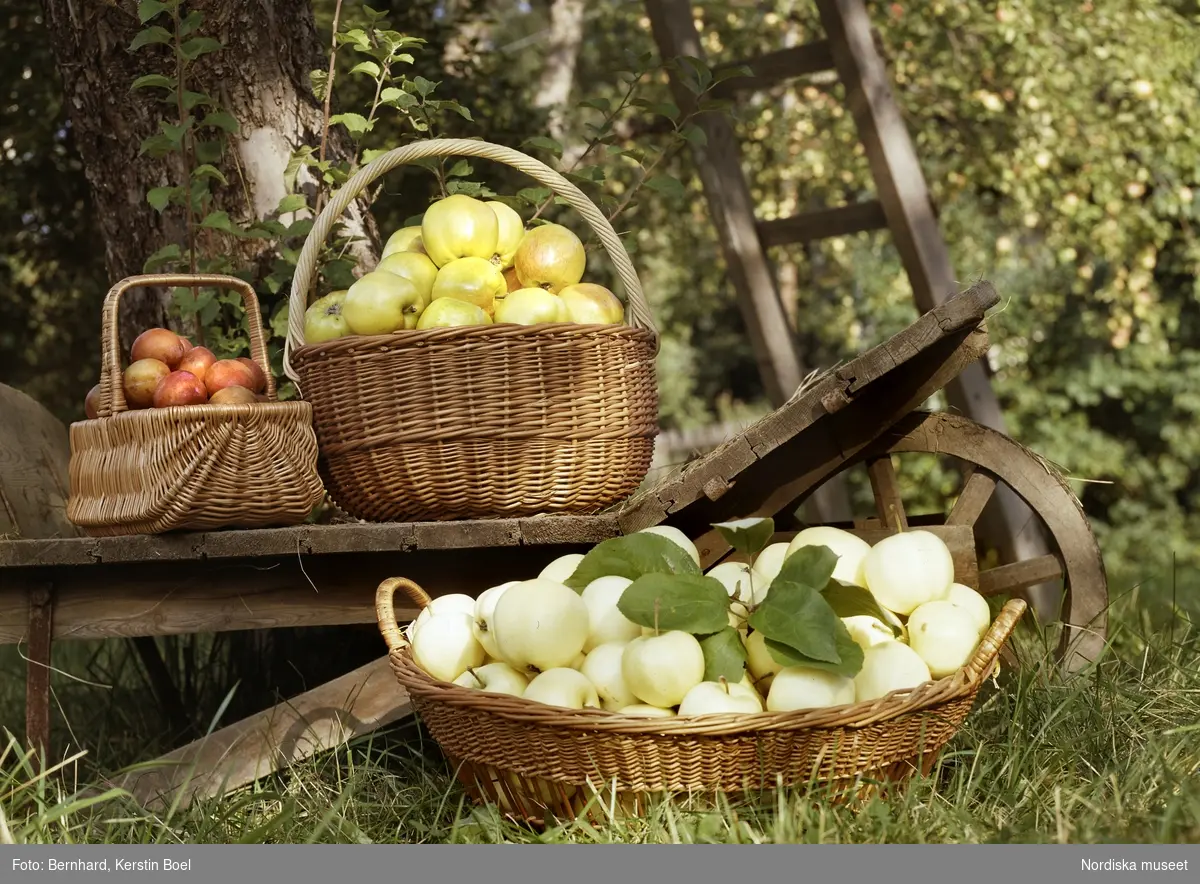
<box><xmin>25</xmin><ymin>582</ymin><xmax>54</xmax><ymax>765</ymax></box>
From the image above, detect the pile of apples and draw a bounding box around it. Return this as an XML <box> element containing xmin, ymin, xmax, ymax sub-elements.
<box><xmin>303</xmin><ymin>193</ymin><xmax>627</xmax><ymax>343</ymax></box>
<box><xmin>404</xmin><ymin>522</ymin><xmax>996</xmax><ymax>718</ymax></box>
<box><xmin>83</xmin><ymin>327</ymin><xmax>269</xmax><ymax>418</ymax></box>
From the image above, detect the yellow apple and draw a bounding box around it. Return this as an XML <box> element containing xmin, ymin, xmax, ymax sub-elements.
<box><xmin>513</xmin><ymin>223</ymin><xmax>586</xmax><ymax>292</ymax></box>
<box><xmin>486</xmin><ymin>200</ymin><xmax>525</xmax><ymax>269</ymax></box>
<box><xmin>558</xmin><ymin>283</ymin><xmax>624</xmax><ymax>325</ymax></box>
<box><xmin>342</xmin><ymin>271</ymin><xmax>427</xmax><ymax>335</ymax></box>
<box><xmin>415</xmin><ymin>297</ymin><xmax>492</xmax><ymax>330</ymax></box>
<box><xmin>376</xmin><ymin>251</ymin><xmax>438</xmax><ymax>307</ymax></box>
<box><xmin>303</xmin><ymin>290</ymin><xmax>351</xmax><ymax>345</ymax></box>
<box><xmin>493</xmin><ymin>287</ymin><xmax>568</xmax><ymax>325</ymax></box>
<box><xmin>431</xmin><ymin>256</ymin><xmax>507</xmax><ymax>315</ymax></box>
<box><xmin>421</xmin><ymin>194</ymin><xmax>499</xmax><ymax>267</ymax></box>
<box><xmin>381</xmin><ymin>225</ymin><xmax>426</xmax><ymax>258</ymax></box>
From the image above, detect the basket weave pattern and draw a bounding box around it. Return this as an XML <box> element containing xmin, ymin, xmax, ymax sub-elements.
<box><xmin>66</xmin><ymin>274</ymin><xmax>326</xmax><ymax>536</ymax></box>
<box><xmin>376</xmin><ymin>576</ymin><xmax>1026</xmax><ymax>821</ymax></box>
<box><xmin>284</xmin><ymin>139</ymin><xmax>660</xmax><ymax>522</ymax></box>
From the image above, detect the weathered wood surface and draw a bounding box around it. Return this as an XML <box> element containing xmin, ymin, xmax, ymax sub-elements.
<box><xmin>0</xmin><ymin>544</ymin><xmax>587</xmax><ymax>646</ymax></box>
<box><xmin>0</xmin><ymin>384</ymin><xmax>79</xmax><ymax>541</ymax></box>
<box><xmin>113</xmin><ymin>655</ymin><xmax>411</xmax><ymax>811</ymax></box>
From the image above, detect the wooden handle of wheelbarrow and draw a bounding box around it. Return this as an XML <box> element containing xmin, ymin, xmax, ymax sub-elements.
<box><xmin>963</xmin><ymin>597</ymin><xmax>1028</xmax><ymax>684</ymax></box>
<box><xmin>376</xmin><ymin>577</ymin><xmax>435</xmax><ymax>653</ymax></box>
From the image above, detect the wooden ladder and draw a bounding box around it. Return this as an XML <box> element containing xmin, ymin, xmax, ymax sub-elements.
<box><xmin>643</xmin><ymin>0</ymin><xmax>1052</xmax><ymax>578</ymax></box>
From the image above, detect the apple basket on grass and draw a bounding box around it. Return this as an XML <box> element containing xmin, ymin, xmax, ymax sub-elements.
<box><xmin>282</xmin><ymin>138</ymin><xmax>660</xmax><ymax>523</ymax></box>
<box><xmin>65</xmin><ymin>273</ymin><xmax>326</xmax><ymax>536</ymax></box>
<box><xmin>375</xmin><ymin>522</ymin><xmax>1028</xmax><ymax>827</ymax></box>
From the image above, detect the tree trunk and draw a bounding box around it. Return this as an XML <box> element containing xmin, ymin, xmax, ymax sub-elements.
<box><xmin>38</xmin><ymin>0</ymin><xmax>378</xmax><ymax>350</ymax></box>
<box><xmin>532</xmin><ymin>0</ymin><xmax>586</xmax><ymax>161</ymax></box>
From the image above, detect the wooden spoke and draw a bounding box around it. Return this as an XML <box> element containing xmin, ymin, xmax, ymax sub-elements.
<box><xmin>867</xmin><ymin>455</ymin><xmax>909</xmax><ymax>530</ymax></box>
<box><xmin>946</xmin><ymin>467</ymin><xmax>997</xmax><ymax>528</ymax></box>
<box><xmin>978</xmin><ymin>554</ymin><xmax>1064</xmax><ymax>597</ymax></box>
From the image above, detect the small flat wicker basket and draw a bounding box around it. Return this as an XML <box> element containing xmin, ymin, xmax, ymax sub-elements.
<box><xmin>66</xmin><ymin>273</ymin><xmax>326</xmax><ymax>536</ymax></box>
<box><xmin>376</xmin><ymin>576</ymin><xmax>1027</xmax><ymax>826</ymax></box>
<box><xmin>283</xmin><ymin>139</ymin><xmax>660</xmax><ymax>523</ymax></box>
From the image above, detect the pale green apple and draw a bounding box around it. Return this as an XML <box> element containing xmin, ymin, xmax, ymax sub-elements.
<box><xmin>766</xmin><ymin>666</ymin><xmax>856</xmax><ymax>712</ymax></box>
<box><xmin>522</xmin><ymin>667</ymin><xmax>601</xmax><ymax>709</ymax></box>
<box><xmin>452</xmin><ymin>661</ymin><xmax>529</xmax><ymax>697</ymax></box>
<box><xmin>376</xmin><ymin>251</ymin><xmax>438</xmax><ymax>307</ymax></box>
<box><xmin>678</xmin><ymin>679</ymin><xmax>764</xmax><ymax>716</ymax></box>
<box><xmin>621</xmin><ymin>631</ymin><xmax>705</xmax><ymax>708</ymax></box>
<box><xmin>906</xmin><ymin>599</ymin><xmax>982</xmax><ymax>678</ymax></box>
<box><xmin>785</xmin><ymin>526</ymin><xmax>873</xmax><ymax>588</ymax></box>
<box><xmin>558</xmin><ymin>283</ymin><xmax>624</xmax><ymax>325</ymax></box>
<box><xmin>431</xmin><ymin>256</ymin><xmax>506</xmax><ymax>315</ymax></box>
<box><xmin>415</xmin><ymin>297</ymin><xmax>492</xmax><ymax>330</ymax></box>
<box><xmin>494</xmin><ymin>287</ymin><xmax>568</xmax><ymax>325</ymax></box>
<box><xmin>410</xmin><ymin>612</ymin><xmax>486</xmax><ymax>683</ymax></box>
<box><xmin>853</xmin><ymin>641</ymin><xmax>932</xmax><ymax>702</ymax></box>
<box><xmin>491</xmin><ymin>578</ymin><xmax>589</xmax><ymax>676</ymax></box>
<box><xmin>637</xmin><ymin>526</ymin><xmax>701</xmax><ymax>566</ymax></box>
<box><xmin>579</xmin><ymin>642</ymin><xmax>637</xmax><ymax>711</ymax></box>
<box><xmin>342</xmin><ymin>270</ymin><xmax>426</xmax><ymax>335</ymax></box>
<box><xmin>303</xmin><ymin>290</ymin><xmax>351</xmax><ymax>344</ymax></box>
<box><xmin>862</xmin><ymin>530</ymin><xmax>955</xmax><ymax>616</ymax></box>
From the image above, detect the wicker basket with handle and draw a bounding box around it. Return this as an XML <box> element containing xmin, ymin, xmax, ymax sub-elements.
<box><xmin>66</xmin><ymin>273</ymin><xmax>326</xmax><ymax>536</ymax></box>
<box><xmin>376</xmin><ymin>576</ymin><xmax>1027</xmax><ymax>826</ymax></box>
<box><xmin>283</xmin><ymin>139</ymin><xmax>659</xmax><ymax>523</ymax></box>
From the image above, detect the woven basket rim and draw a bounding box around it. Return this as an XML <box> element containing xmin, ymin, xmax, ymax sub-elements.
<box><xmin>71</xmin><ymin>399</ymin><xmax>312</xmax><ymax>427</ymax></box>
<box><xmin>288</xmin><ymin>321</ymin><xmax>657</xmax><ymax>365</ymax></box>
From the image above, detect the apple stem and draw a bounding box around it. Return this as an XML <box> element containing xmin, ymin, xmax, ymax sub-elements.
<box><xmin>719</xmin><ymin>676</ymin><xmax>729</xmax><ymax>694</ymax></box>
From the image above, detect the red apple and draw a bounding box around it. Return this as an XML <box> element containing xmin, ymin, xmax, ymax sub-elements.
<box><xmin>236</xmin><ymin>357</ymin><xmax>268</xmax><ymax>394</ymax></box>
<box><xmin>210</xmin><ymin>386</ymin><xmax>258</xmax><ymax>405</ymax></box>
<box><xmin>178</xmin><ymin>346</ymin><xmax>217</xmax><ymax>384</ymax></box>
<box><xmin>131</xmin><ymin>327</ymin><xmax>187</xmax><ymax>369</ymax></box>
<box><xmin>153</xmin><ymin>370</ymin><xmax>209</xmax><ymax>408</ymax></box>
<box><xmin>179</xmin><ymin>335</ymin><xmax>193</xmax><ymax>352</ymax></box>
<box><xmin>204</xmin><ymin>359</ymin><xmax>256</xmax><ymax>396</ymax></box>
<box><xmin>123</xmin><ymin>358</ymin><xmax>171</xmax><ymax>409</ymax></box>
<box><xmin>84</xmin><ymin>384</ymin><xmax>103</xmax><ymax>420</ymax></box>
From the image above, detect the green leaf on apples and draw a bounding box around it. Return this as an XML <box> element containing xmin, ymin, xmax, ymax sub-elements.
<box><xmin>712</xmin><ymin>517</ymin><xmax>775</xmax><ymax>558</ymax></box>
<box><xmin>616</xmin><ymin>573</ymin><xmax>729</xmax><ymax>634</ymax></box>
<box><xmin>763</xmin><ymin>621</ymin><xmax>864</xmax><ymax>679</ymax></box>
<box><xmin>821</xmin><ymin>580</ymin><xmax>901</xmax><ymax>636</ymax></box>
<box><xmin>564</xmin><ymin>533</ymin><xmax>701</xmax><ymax>592</ymax></box>
<box><xmin>748</xmin><ymin>580</ymin><xmax>842</xmax><ymax>665</ymax></box>
<box><xmin>699</xmin><ymin>626</ymin><xmax>748</xmax><ymax>683</ymax></box>
<box><xmin>772</xmin><ymin>543</ymin><xmax>839</xmax><ymax>593</ymax></box>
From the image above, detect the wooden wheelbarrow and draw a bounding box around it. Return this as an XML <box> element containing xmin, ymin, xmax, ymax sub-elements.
<box><xmin>0</xmin><ymin>279</ymin><xmax>1106</xmax><ymax>808</ymax></box>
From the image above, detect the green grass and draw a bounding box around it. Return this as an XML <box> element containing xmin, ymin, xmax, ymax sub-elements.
<box><xmin>2</xmin><ymin>584</ymin><xmax>1198</xmax><ymax>845</ymax></box>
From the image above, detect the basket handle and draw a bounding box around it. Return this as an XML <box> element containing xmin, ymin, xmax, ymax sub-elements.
<box><xmin>962</xmin><ymin>597</ymin><xmax>1027</xmax><ymax>685</ymax></box>
<box><xmin>98</xmin><ymin>273</ymin><xmax>276</xmax><ymax>417</ymax></box>
<box><xmin>283</xmin><ymin>138</ymin><xmax>659</xmax><ymax>387</ymax></box>
<box><xmin>376</xmin><ymin>577</ymin><xmax>435</xmax><ymax>653</ymax></box>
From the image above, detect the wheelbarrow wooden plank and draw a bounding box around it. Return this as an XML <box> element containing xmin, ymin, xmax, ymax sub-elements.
<box><xmin>618</xmin><ymin>281</ymin><xmax>998</xmax><ymax>543</ymax></box>
<box><xmin>110</xmin><ymin>655</ymin><xmax>410</xmax><ymax>812</ymax></box>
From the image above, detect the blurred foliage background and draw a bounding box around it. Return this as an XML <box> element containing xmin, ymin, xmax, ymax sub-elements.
<box><xmin>3</xmin><ymin>0</ymin><xmax>1199</xmax><ymax>608</ymax></box>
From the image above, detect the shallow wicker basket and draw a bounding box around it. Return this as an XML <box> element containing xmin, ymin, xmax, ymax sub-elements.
<box><xmin>66</xmin><ymin>273</ymin><xmax>326</xmax><ymax>536</ymax></box>
<box><xmin>282</xmin><ymin>139</ymin><xmax>660</xmax><ymax>523</ymax></box>
<box><xmin>377</xmin><ymin>576</ymin><xmax>1027</xmax><ymax>826</ymax></box>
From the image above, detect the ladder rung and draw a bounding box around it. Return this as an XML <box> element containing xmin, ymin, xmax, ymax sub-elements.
<box><xmin>713</xmin><ymin>40</ymin><xmax>836</xmax><ymax>96</ymax></box>
<box><xmin>757</xmin><ymin>200</ymin><xmax>888</xmax><ymax>248</ymax></box>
